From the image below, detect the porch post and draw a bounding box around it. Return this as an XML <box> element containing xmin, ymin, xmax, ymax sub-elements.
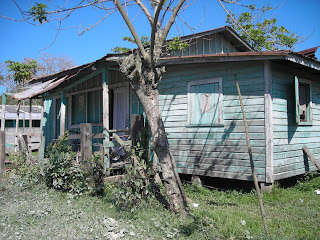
<box><xmin>14</xmin><ymin>101</ymin><xmax>21</xmax><ymax>152</ymax></box>
<box><xmin>60</xmin><ymin>91</ymin><xmax>66</xmax><ymax>137</ymax></box>
<box><xmin>38</xmin><ymin>99</ymin><xmax>46</xmax><ymax>160</ymax></box>
<box><xmin>102</xmin><ymin>69</ymin><xmax>110</xmax><ymax>173</ymax></box>
<box><xmin>1</xmin><ymin>94</ymin><xmax>6</xmax><ymax>131</ymax></box>
<box><xmin>29</xmin><ymin>98</ymin><xmax>32</xmax><ymax>153</ymax></box>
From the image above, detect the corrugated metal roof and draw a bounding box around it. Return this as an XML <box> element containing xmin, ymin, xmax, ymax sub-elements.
<box><xmin>297</xmin><ymin>46</ymin><xmax>319</xmax><ymax>59</ymax></box>
<box><xmin>0</xmin><ymin>105</ymin><xmax>42</xmax><ymax>120</ymax></box>
<box><xmin>12</xmin><ymin>64</ymin><xmax>91</xmax><ymax>100</ymax></box>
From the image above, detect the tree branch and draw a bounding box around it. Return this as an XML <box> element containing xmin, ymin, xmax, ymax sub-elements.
<box><xmin>150</xmin><ymin>0</ymin><xmax>165</xmax><ymax>64</ymax></box>
<box><xmin>134</xmin><ymin>0</ymin><xmax>154</xmax><ymax>26</ymax></box>
<box><xmin>159</xmin><ymin>0</ymin><xmax>186</xmax><ymax>49</ymax></box>
<box><xmin>114</xmin><ymin>0</ymin><xmax>148</xmax><ymax>60</ymax></box>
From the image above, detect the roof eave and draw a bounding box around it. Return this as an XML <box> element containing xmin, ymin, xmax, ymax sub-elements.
<box><xmin>285</xmin><ymin>53</ymin><xmax>320</xmax><ymax>71</ymax></box>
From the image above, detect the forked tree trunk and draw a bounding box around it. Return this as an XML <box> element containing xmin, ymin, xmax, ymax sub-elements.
<box><xmin>134</xmin><ymin>88</ymin><xmax>189</xmax><ymax>215</ymax></box>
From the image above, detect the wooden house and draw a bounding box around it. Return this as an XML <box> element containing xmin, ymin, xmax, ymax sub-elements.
<box><xmin>14</xmin><ymin>26</ymin><xmax>320</xmax><ymax>186</ymax></box>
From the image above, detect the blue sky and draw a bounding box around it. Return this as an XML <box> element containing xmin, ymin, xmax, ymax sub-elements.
<box><xmin>0</xmin><ymin>0</ymin><xmax>319</xmax><ymax>94</ymax></box>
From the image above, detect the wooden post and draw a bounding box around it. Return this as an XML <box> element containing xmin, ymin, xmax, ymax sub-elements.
<box><xmin>60</xmin><ymin>92</ymin><xmax>66</xmax><ymax>137</ymax></box>
<box><xmin>264</xmin><ymin>61</ymin><xmax>274</xmax><ymax>184</ymax></box>
<box><xmin>0</xmin><ymin>131</ymin><xmax>5</xmax><ymax>178</ymax></box>
<box><xmin>38</xmin><ymin>100</ymin><xmax>45</xmax><ymax>160</ymax></box>
<box><xmin>302</xmin><ymin>146</ymin><xmax>320</xmax><ymax>170</ymax></box>
<box><xmin>102</xmin><ymin>69</ymin><xmax>110</xmax><ymax>174</ymax></box>
<box><xmin>23</xmin><ymin>100</ymin><xmax>25</xmax><ymax>131</ymax></box>
<box><xmin>1</xmin><ymin>94</ymin><xmax>6</xmax><ymax>131</ymax></box>
<box><xmin>15</xmin><ymin>101</ymin><xmax>21</xmax><ymax>152</ymax></box>
<box><xmin>80</xmin><ymin>123</ymin><xmax>92</xmax><ymax>169</ymax></box>
<box><xmin>29</xmin><ymin>99</ymin><xmax>32</xmax><ymax>154</ymax></box>
<box><xmin>235</xmin><ymin>73</ymin><xmax>269</xmax><ymax>236</ymax></box>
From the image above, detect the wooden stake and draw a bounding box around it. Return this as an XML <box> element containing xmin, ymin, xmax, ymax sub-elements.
<box><xmin>235</xmin><ymin>73</ymin><xmax>269</xmax><ymax>236</ymax></box>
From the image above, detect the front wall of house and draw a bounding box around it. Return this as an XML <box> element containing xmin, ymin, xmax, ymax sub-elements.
<box><xmin>159</xmin><ymin>62</ymin><xmax>266</xmax><ymax>181</ymax></box>
<box><xmin>272</xmin><ymin>63</ymin><xmax>320</xmax><ymax>180</ymax></box>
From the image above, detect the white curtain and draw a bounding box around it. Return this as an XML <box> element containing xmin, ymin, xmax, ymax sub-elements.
<box><xmin>113</xmin><ymin>87</ymin><xmax>129</xmax><ymax>130</ymax></box>
<box><xmin>112</xmin><ymin>87</ymin><xmax>129</xmax><ymax>157</ymax></box>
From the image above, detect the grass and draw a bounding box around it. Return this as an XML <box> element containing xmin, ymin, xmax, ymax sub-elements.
<box><xmin>0</xmin><ymin>174</ymin><xmax>320</xmax><ymax>240</ymax></box>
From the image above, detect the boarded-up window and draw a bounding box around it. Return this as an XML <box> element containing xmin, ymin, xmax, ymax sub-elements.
<box><xmin>295</xmin><ymin>76</ymin><xmax>312</xmax><ymax>124</ymax></box>
<box><xmin>188</xmin><ymin>78</ymin><xmax>223</xmax><ymax>125</ymax></box>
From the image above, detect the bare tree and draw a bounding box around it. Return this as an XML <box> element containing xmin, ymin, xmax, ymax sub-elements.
<box><xmin>4</xmin><ymin>0</ymin><xmax>194</xmax><ymax>215</ymax></box>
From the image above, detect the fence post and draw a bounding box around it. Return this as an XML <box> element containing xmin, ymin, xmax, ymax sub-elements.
<box><xmin>81</xmin><ymin>123</ymin><xmax>92</xmax><ymax>170</ymax></box>
<box><xmin>0</xmin><ymin>131</ymin><xmax>5</xmax><ymax>178</ymax></box>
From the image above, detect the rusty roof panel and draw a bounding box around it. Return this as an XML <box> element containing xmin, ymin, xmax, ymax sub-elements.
<box><xmin>297</xmin><ymin>46</ymin><xmax>319</xmax><ymax>59</ymax></box>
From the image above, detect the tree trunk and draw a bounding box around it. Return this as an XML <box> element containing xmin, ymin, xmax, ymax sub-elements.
<box><xmin>135</xmin><ymin>88</ymin><xmax>189</xmax><ymax>215</ymax></box>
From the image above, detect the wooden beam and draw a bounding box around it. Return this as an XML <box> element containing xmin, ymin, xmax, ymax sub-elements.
<box><xmin>264</xmin><ymin>61</ymin><xmax>274</xmax><ymax>184</ymax></box>
<box><xmin>102</xmin><ymin>69</ymin><xmax>110</xmax><ymax>173</ymax></box>
<box><xmin>302</xmin><ymin>146</ymin><xmax>320</xmax><ymax>171</ymax></box>
<box><xmin>60</xmin><ymin>91</ymin><xmax>66</xmax><ymax>136</ymax></box>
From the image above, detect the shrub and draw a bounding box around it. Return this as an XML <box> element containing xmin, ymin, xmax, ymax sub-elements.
<box><xmin>42</xmin><ymin>132</ymin><xmax>105</xmax><ymax>196</ymax></box>
<box><xmin>42</xmin><ymin>133</ymin><xmax>88</xmax><ymax>194</ymax></box>
<box><xmin>112</xmin><ymin>156</ymin><xmax>154</xmax><ymax>209</ymax></box>
<box><xmin>8</xmin><ymin>151</ymin><xmax>41</xmax><ymax>185</ymax></box>
<box><xmin>87</xmin><ymin>154</ymin><xmax>105</xmax><ymax>196</ymax></box>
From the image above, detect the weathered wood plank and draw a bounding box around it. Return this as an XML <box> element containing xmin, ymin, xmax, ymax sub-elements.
<box><xmin>264</xmin><ymin>60</ymin><xmax>273</xmax><ymax>183</ymax></box>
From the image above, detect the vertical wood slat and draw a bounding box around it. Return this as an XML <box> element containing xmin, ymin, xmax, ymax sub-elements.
<box><xmin>60</xmin><ymin>91</ymin><xmax>66</xmax><ymax>136</ymax></box>
<box><xmin>264</xmin><ymin>61</ymin><xmax>274</xmax><ymax>183</ymax></box>
<box><xmin>0</xmin><ymin>131</ymin><xmax>5</xmax><ymax>178</ymax></box>
<box><xmin>1</xmin><ymin>94</ymin><xmax>6</xmax><ymax>131</ymax></box>
<box><xmin>102</xmin><ymin>69</ymin><xmax>110</xmax><ymax>173</ymax></box>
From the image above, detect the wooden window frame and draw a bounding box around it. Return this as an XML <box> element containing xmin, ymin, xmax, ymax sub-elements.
<box><xmin>187</xmin><ymin>78</ymin><xmax>223</xmax><ymax>126</ymax></box>
<box><xmin>295</xmin><ymin>76</ymin><xmax>312</xmax><ymax>125</ymax></box>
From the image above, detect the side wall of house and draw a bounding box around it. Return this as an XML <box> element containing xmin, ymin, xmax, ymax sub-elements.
<box><xmin>272</xmin><ymin>63</ymin><xmax>320</xmax><ymax>180</ymax></box>
<box><xmin>159</xmin><ymin>62</ymin><xmax>266</xmax><ymax>181</ymax></box>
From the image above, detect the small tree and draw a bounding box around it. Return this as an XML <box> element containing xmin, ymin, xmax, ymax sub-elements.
<box><xmin>221</xmin><ymin>1</ymin><xmax>300</xmax><ymax>51</ymax></box>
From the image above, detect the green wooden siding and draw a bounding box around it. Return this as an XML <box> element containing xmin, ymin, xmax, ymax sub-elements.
<box><xmin>159</xmin><ymin>62</ymin><xmax>266</xmax><ymax>181</ymax></box>
<box><xmin>171</xmin><ymin>33</ymin><xmax>238</xmax><ymax>57</ymax></box>
<box><xmin>271</xmin><ymin>63</ymin><xmax>320</xmax><ymax>180</ymax></box>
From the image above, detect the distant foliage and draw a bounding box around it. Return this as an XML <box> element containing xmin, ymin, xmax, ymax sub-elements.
<box><xmin>226</xmin><ymin>5</ymin><xmax>300</xmax><ymax>51</ymax></box>
<box><xmin>5</xmin><ymin>59</ymin><xmax>38</xmax><ymax>86</ymax></box>
<box><xmin>111</xmin><ymin>36</ymin><xmax>150</xmax><ymax>53</ymax></box>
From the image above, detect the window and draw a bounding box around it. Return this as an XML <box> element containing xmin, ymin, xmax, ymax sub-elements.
<box><xmin>188</xmin><ymin>78</ymin><xmax>223</xmax><ymax>126</ymax></box>
<box><xmin>71</xmin><ymin>90</ymin><xmax>102</xmax><ymax>126</ymax></box>
<box><xmin>295</xmin><ymin>76</ymin><xmax>312</xmax><ymax>124</ymax></box>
